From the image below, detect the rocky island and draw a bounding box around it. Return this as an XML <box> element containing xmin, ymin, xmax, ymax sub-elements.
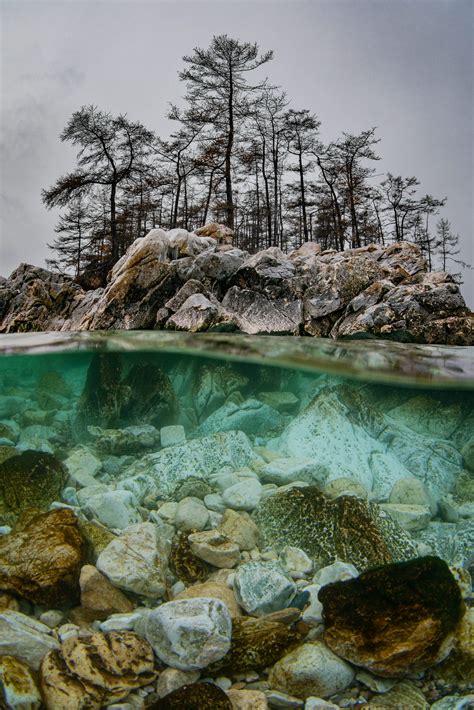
<box><xmin>1</xmin><ymin>224</ymin><xmax>472</xmax><ymax>344</ymax></box>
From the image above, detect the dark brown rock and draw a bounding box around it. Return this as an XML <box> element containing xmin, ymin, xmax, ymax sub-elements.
<box><xmin>121</xmin><ymin>362</ymin><xmax>177</xmax><ymax>427</ymax></box>
<box><xmin>0</xmin><ymin>508</ymin><xmax>86</xmax><ymax>605</ymax></box>
<box><xmin>0</xmin><ymin>450</ymin><xmax>66</xmax><ymax>524</ymax></box>
<box><xmin>75</xmin><ymin>352</ymin><xmax>125</xmax><ymax>432</ymax></box>
<box><xmin>207</xmin><ymin>616</ymin><xmax>304</xmax><ymax>675</ymax></box>
<box><xmin>169</xmin><ymin>531</ymin><xmax>210</xmax><ymax>584</ymax></box>
<box><xmin>319</xmin><ymin>556</ymin><xmax>464</xmax><ymax>677</ymax></box>
<box><xmin>149</xmin><ymin>681</ymin><xmax>232</xmax><ymax>709</ymax></box>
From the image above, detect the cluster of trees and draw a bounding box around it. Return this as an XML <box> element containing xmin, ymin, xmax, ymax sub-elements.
<box><xmin>43</xmin><ymin>35</ymin><xmax>468</xmax><ymax>286</ymax></box>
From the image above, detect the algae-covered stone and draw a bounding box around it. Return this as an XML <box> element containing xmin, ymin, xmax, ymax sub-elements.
<box><xmin>207</xmin><ymin>615</ymin><xmax>303</xmax><ymax>675</ymax></box>
<box><xmin>40</xmin><ymin>631</ymin><xmax>156</xmax><ymax>709</ymax></box>
<box><xmin>255</xmin><ymin>486</ymin><xmax>417</xmax><ymax>571</ymax></box>
<box><xmin>149</xmin><ymin>681</ymin><xmax>233</xmax><ymax>709</ymax></box>
<box><xmin>169</xmin><ymin>531</ymin><xmax>210</xmax><ymax>584</ymax></box>
<box><xmin>79</xmin><ymin>519</ymin><xmax>117</xmax><ymax>562</ymax></box>
<box><xmin>319</xmin><ymin>556</ymin><xmax>464</xmax><ymax>677</ymax></box>
<box><xmin>0</xmin><ymin>655</ymin><xmax>42</xmax><ymax>709</ymax></box>
<box><xmin>0</xmin><ymin>450</ymin><xmax>66</xmax><ymax>523</ymax></box>
<box><xmin>75</xmin><ymin>352</ymin><xmax>125</xmax><ymax>432</ymax></box>
<box><xmin>0</xmin><ymin>508</ymin><xmax>86</xmax><ymax>605</ymax></box>
<box><xmin>121</xmin><ymin>363</ymin><xmax>178</xmax><ymax>428</ymax></box>
<box><xmin>234</xmin><ymin>561</ymin><xmax>296</xmax><ymax>616</ymax></box>
<box><xmin>363</xmin><ymin>681</ymin><xmax>429</xmax><ymax>708</ymax></box>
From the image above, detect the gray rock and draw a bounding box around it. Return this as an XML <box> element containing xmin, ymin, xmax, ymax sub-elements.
<box><xmin>145</xmin><ymin>598</ymin><xmax>232</xmax><ymax>670</ymax></box>
<box><xmin>85</xmin><ymin>489</ymin><xmax>142</xmax><ymax>530</ymax></box>
<box><xmin>222</xmin><ymin>478</ymin><xmax>262</xmax><ymax>511</ymax></box>
<box><xmin>165</xmin><ymin>293</ymin><xmax>236</xmax><ymax>332</ymax></box>
<box><xmin>125</xmin><ymin>430</ymin><xmax>261</xmax><ymax>497</ymax></box>
<box><xmin>0</xmin><ymin>611</ymin><xmax>59</xmax><ymax>670</ymax></box>
<box><xmin>160</xmin><ymin>424</ymin><xmax>186</xmax><ymax>448</ymax></box>
<box><xmin>222</xmin><ymin>287</ymin><xmax>302</xmax><ymax>335</ymax></box>
<box><xmin>174</xmin><ymin>497</ymin><xmax>210</xmax><ymax>532</ymax></box>
<box><xmin>234</xmin><ymin>560</ymin><xmax>296</xmax><ymax>616</ymax></box>
<box><xmin>198</xmin><ymin>398</ymin><xmax>283</xmax><ymax>437</ymax></box>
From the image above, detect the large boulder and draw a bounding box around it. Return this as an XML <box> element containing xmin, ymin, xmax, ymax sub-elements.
<box><xmin>222</xmin><ymin>286</ymin><xmax>302</xmax><ymax>334</ymax></box>
<box><xmin>319</xmin><ymin>556</ymin><xmax>465</xmax><ymax>676</ymax></box>
<box><xmin>254</xmin><ymin>486</ymin><xmax>417</xmax><ymax>571</ymax></box>
<box><xmin>0</xmin><ymin>508</ymin><xmax>86</xmax><ymax>605</ymax></box>
<box><xmin>0</xmin><ymin>263</ymin><xmax>83</xmax><ymax>333</ymax></box>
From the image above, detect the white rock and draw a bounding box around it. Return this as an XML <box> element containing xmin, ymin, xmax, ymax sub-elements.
<box><xmin>145</xmin><ymin>597</ymin><xmax>232</xmax><ymax>670</ymax></box>
<box><xmin>96</xmin><ymin>522</ymin><xmax>168</xmax><ymax>598</ymax></box>
<box><xmin>85</xmin><ymin>489</ymin><xmax>142</xmax><ymax>530</ymax></box>
<box><xmin>356</xmin><ymin>670</ymin><xmax>396</xmax><ymax>693</ymax></box>
<box><xmin>0</xmin><ymin>611</ymin><xmax>59</xmax><ymax>670</ymax></box>
<box><xmin>99</xmin><ymin>609</ymin><xmax>150</xmax><ymax>633</ymax></box>
<box><xmin>260</xmin><ymin>458</ymin><xmax>319</xmax><ymax>486</ymax></box>
<box><xmin>160</xmin><ymin>425</ymin><xmax>186</xmax><ymax>448</ymax></box>
<box><xmin>222</xmin><ymin>479</ymin><xmax>262</xmax><ymax>511</ymax></box>
<box><xmin>125</xmin><ymin>431</ymin><xmax>262</xmax><ymax>497</ymax></box>
<box><xmin>313</xmin><ymin>561</ymin><xmax>359</xmax><ymax>587</ymax></box>
<box><xmin>64</xmin><ymin>446</ymin><xmax>102</xmax><ymax>487</ymax></box>
<box><xmin>279</xmin><ymin>546</ymin><xmax>314</xmax><ymax>579</ymax></box>
<box><xmin>234</xmin><ymin>561</ymin><xmax>296</xmax><ymax>617</ymax></box>
<box><xmin>430</xmin><ymin>695</ymin><xmax>474</xmax><ymax>710</ymax></box>
<box><xmin>269</xmin><ymin>641</ymin><xmax>355</xmax><ymax>700</ymax></box>
<box><xmin>174</xmin><ymin>497</ymin><xmax>209</xmax><ymax>532</ymax></box>
<box><xmin>57</xmin><ymin>623</ymin><xmax>79</xmax><ymax>643</ymax></box>
<box><xmin>379</xmin><ymin>503</ymin><xmax>431</xmax><ymax>532</ymax></box>
<box><xmin>302</xmin><ymin>585</ymin><xmax>324</xmax><ymax>626</ymax></box>
<box><xmin>188</xmin><ymin>530</ymin><xmax>241</xmax><ymax>568</ymax></box>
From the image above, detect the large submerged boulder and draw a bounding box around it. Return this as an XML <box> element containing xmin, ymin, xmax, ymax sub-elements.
<box><xmin>254</xmin><ymin>486</ymin><xmax>417</xmax><ymax>571</ymax></box>
<box><xmin>319</xmin><ymin>556</ymin><xmax>465</xmax><ymax>676</ymax></box>
<box><xmin>0</xmin><ymin>229</ymin><xmax>471</xmax><ymax>343</ymax></box>
<box><xmin>0</xmin><ymin>508</ymin><xmax>86</xmax><ymax>605</ymax></box>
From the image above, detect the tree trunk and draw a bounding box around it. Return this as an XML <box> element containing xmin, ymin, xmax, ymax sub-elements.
<box><xmin>225</xmin><ymin>66</ymin><xmax>235</xmax><ymax>229</ymax></box>
<box><xmin>110</xmin><ymin>181</ymin><xmax>118</xmax><ymax>262</ymax></box>
<box><xmin>298</xmin><ymin>149</ymin><xmax>309</xmax><ymax>242</ymax></box>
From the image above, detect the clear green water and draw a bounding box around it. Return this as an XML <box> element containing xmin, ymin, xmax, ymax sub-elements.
<box><xmin>0</xmin><ymin>332</ymin><xmax>473</xmax><ymax>573</ymax></box>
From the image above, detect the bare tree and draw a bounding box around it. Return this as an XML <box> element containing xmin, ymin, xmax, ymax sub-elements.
<box><xmin>177</xmin><ymin>35</ymin><xmax>273</xmax><ymax>230</ymax></box>
<box><xmin>42</xmin><ymin>105</ymin><xmax>154</xmax><ymax>268</ymax></box>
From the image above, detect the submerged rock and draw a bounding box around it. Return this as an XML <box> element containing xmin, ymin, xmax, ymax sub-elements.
<box><xmin>149</xmin><ymin>681</ymin><xmax>233</xmax><ymax>710</ymax></box>
<box><xmin>75</xmin><ymin>352</ymin><xmax>125</xmax><ymax>432</ymax></box>
<box><xmin>40</xmin><ymin>631</ymin><xmax>156</xmax><ymax>709</ymax></box>
<box><xmin>145</xmin><ymin>597</ymin><xmax>232</xmax><ymax>670</ymax></box>
<box><xmin>0</xmin><ymin>508</ymin><xmax>86</xmax><ymax>605</ymax></box>
<box><xmin>0</xmin><ymin>611</ymin><xmax>59</xmax><ymax>670</ymax></box>
<box><xmin>121</xmin><ymin>363</ymin><xmax>178</xmax><ymax>428</ymax></box>
<box><xmin>0</xmin><ymin>655</ymin><xmax>42</xmax><ymax>709</ymax></box>
<box><xmin>319</xmin><ymin>556</ymin><xmax>464</xmax><ymax>676</ymax></box>
<box><xmin>255</xmin><ymin>486</ymin><xmax>417</xmax><ymax>570</ymax></box>
<box><xmin>0</xmin><ymin>450</ymin><xmax>66</xmax><ymax>524</ymax></box>
<box><xmin>234</xmin><ymin>561</ymin><xmax>297</xmax><ymax>616</ymax></box>
<box><xmin>96</xmin><ymin>522</ymin><xmax>168</xmax><ymax>598</ymax></box>
<box><xmin>207</xmin><ymin>615</ymin><xmax>303</xmax><ymax>675</ymax></box>
<box><xmin>268</xmin><ymin>641</ymin><xmax>355</xmax><ymax>701</ymax></box>
<box><xmin>169</xmin><ymin>531</ymin><xmax>210</xmax><ymax>584</ymax></box>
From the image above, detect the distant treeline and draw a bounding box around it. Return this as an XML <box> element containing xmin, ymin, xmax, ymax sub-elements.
<box><xmin>43</xmin><ymin>35</ymin><xmax>467</xmax><ymax>287</ymax></box>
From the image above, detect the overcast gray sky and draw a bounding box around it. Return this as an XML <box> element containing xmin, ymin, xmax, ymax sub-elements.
<box><xmin>1</xmin><ymin>0</ymin><xmax>473</xmax><ymax>306</ymax></box>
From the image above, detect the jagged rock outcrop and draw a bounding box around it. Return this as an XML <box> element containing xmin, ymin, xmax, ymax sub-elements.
<box><xmin>1</xmin><ymin>227</ymin><xmax>471</xmax><ymax>343</ymax></box>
